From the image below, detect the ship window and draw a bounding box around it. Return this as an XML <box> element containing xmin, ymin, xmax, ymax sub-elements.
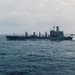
<box><xmin>50</xmin><ymin>34</ymin><xmax>57</xmax><ymax>37</ymax></box>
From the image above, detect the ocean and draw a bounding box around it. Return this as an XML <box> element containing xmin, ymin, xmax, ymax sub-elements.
<box><xmin>0</xmin><ymin>35</ymin><xmax>75</xmax><ymax>75</ymax></box>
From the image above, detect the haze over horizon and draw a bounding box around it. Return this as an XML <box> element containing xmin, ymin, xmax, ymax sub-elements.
<box><xmin>0</xmin><ymin>0</ymin><xmax>75</xmax><ymax>34</ymax></box>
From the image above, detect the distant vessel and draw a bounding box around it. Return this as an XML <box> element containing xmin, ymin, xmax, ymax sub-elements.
<box><xmin>6</xmin><ymin>26</ymin><xmax>73</xmax><ymax>41</ymax></box>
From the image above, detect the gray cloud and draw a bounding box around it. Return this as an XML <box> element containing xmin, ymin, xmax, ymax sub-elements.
<box><xmin>0</xmin><ymin>0</ymin><xmax>75</xmax><ymax>34</ymax></box>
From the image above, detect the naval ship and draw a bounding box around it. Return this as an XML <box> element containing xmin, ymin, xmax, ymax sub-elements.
<box><xmin>6</xmin><ymin>26</ymin><xmax>73</xmax><ymax>41</ymax></box>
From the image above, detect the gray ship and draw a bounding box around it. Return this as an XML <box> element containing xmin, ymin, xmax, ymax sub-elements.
<box><xmin>6</xmin><ymin>26</ymin><xmax>73</xmax><ymax>41</ymax></box>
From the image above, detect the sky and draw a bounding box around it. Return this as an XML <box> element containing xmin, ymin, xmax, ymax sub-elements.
<box><xmin>0</xmin><ymin>0</ymin><xmax>75</xmax><ymax>34</ymax></box>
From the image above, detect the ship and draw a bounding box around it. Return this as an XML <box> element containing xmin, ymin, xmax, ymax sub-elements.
<box><xmin>6</xmin><ymin>26</ymin><xmax>73</xmax><ymax>41</ymax></box>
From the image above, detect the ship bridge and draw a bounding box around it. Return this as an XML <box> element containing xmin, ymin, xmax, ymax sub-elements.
<box><xmin>50</xmin><ymin>26</ymin><xmax>64</xmax><ymax>40</ymax></box>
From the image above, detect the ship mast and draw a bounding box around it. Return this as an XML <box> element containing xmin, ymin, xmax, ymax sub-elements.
<box><xmin>53</xmin><ymin>26</ymin><xmax>55</xmax><ymax>31</ymax></box>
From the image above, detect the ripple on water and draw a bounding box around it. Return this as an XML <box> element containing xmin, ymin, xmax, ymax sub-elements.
<box><xmin>0</xmin><ymin>36</ymin><xmax>75</xmax><ymax>75</ymax></box>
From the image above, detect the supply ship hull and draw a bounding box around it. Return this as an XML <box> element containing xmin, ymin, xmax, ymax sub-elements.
<box><xmin>6</xmin><ymin>35</ymin><xmax>72</xmax><ymax>41</ymax></box>
<box><xmin>6</xmin><ymin>26</ymin><xmax>73</xmax><ymax>41</ymax></box>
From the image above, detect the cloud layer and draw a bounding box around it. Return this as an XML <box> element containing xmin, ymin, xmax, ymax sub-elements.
<box><xmin>0</xmin><ymin>0</ymin><xmax>75</xmax><ymax>34</ymax></box>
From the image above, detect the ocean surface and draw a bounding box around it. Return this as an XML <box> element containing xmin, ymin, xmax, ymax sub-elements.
<box><xmin>0</xmin><ymin>35</ymin><xmax>75</xmax><ymax>75</ymax></box>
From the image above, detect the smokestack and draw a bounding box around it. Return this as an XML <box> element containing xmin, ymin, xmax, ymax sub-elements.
<box><xmin>56</xmin><ymin>26</ymin><xmax>59</xmax><ymax>31</ymax></box>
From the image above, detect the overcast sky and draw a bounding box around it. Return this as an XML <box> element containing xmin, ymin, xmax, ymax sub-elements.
<box><xmin>0</xmin><ymin>0</ymin><xmax>75</xmax><ymax>34</ymax></box>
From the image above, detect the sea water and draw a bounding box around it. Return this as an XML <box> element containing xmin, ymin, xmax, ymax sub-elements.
<box><xmin>0</xmin><ymin>35</ymin><xmax>75</xmax><ymax>75</ymax></box>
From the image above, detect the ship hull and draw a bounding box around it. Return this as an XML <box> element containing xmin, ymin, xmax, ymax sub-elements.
<box><xmin>6</xmin><ymin>35</ymin><xmax>73</xmax><ymax>41</ymax></box>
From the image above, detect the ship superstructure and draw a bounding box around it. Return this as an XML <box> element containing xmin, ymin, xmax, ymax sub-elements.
<box><xmin>50</xmin><ymin>26</ymin><xmax>64</xmax><ymax>40</ymax></box>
